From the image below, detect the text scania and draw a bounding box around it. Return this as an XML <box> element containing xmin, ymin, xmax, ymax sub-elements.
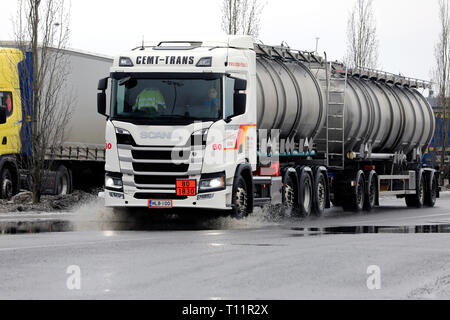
<box><xmin>136</xmin><ymin>56</ymin><xmax>194</xmax><ymax>65</ymax></box>
<box><xmin>140</xmin><ymin>131</ymin><xmax>174</xmax><ymax>139</ymax></box>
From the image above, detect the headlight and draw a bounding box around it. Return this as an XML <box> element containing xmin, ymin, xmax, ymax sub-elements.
<box><xmin>105</xmin><ymin>174</ymin><xmax>123</xmax><ymax>191</ymax></box>
<box><xmin>199</xmin><ymin>173</ymin><xmax>225</xmax><ymax>193</ymax></box>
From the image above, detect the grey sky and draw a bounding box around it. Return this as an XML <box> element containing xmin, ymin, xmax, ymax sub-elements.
<box><xmin>0</xmin><ymin>0</ymin><xmax>441</xmax><ymax>81</ymax></box>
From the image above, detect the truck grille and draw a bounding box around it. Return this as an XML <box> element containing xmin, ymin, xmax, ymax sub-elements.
<box><xmin>134</xmin><ymin>175</ymin><xmax>189</xmax><ymax>185</ymax></box>
<box><xmin>119</xmin><ymin>141</ymin><xmax>200</xmax><ymax>201</ymax></box>
<box><xmin>132</xmin><ymin>162</ymin><xmax>189</xmax><ymax>173</ymax></box>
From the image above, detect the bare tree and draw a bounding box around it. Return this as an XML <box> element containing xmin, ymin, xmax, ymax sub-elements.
<box><xmin>433</xmin><ymin>0</ymin><xmax>450</xmax><ymax>181</ymax></box>
<box><xmin>221</xmin><ymin>0</ymin><xmax>265</xmax><ymax>38</ymax></box>
<box><xmin>11</xmin><ymin>0</ymin><xmax>73</xmax><ymax>203</ymax></box>
<box><xmin>345</xmin><ymin>0</ymin><xmax>379</xmax><ymax>69</ymax></box>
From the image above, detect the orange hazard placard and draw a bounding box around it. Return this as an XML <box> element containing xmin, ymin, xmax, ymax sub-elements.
<box><xmin>176</xmin><ymin>180</ymin><xmax>197</xmax><ymax>196</ymax></box>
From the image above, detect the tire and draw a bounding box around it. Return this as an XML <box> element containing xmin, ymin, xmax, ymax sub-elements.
<box><xmin>298</xmin><ymin>170</ymin><xmax>313</xmax><ymax>217</ymax></box>
<box><xmin>364</xmin><ymin>172</ymin><xmax>377</xmax><ymax>211</ymax></box>
<box><xmin>313</xmin><ymin>171</ymin><xmax>327</xmax><ymax>216</ymax></box>
<box><xmin>232</xmin><ymin>175</ymin><xmax>249</xmax><ymax>219</ymax></box>
<box><xmin>425</xmin><ymin>174</ymin><xmax>438</xmax><ymax>208</ymax></box>
<box><xmin>343</xmin><ymin>170</ymin><xmax>365</xmax><ymax>212</ymax></box>
<box><xmin>55</xmin><ymin>165</ymin><xmax>71</xmax><ymax>196</ymax></box>
<box><xmin>0</xmin><ymin>168</ymin><xmax>14</xmax><ymax>200</ymax></box>
<box><xmin>283</xmin><ymin>173</ymin><xmax>299</xmax><ymax>215</ymax></box>
<box><xmin>406</xmin><ymin>174</ymin><xmax>425</xmax><ymax>208</ymax></box>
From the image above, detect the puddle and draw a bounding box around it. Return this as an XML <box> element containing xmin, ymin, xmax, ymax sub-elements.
<box><xmin>0</xmin><ymin>220</ymin><xmax>73</xmax><ymax>235</ymax></box>
<box><xmin>0</xmin><ymin>212</ymin><xmax>225</xmax><ymax>235</ymax></box>
<box><xmin>2</xmin><ymin>207</ymin><xmax>450</xmax><ymax>237</ymax></box>
<box><xmin>292</xmin><ymin>225</ymin><xmax>450</xmax><ymax>235</ymax></box>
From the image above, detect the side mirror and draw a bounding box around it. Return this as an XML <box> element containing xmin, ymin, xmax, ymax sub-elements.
<box><xmin>97</xmin><ymin>77</ymin><xmax>109</xmax><ymax>116</ymax></box>
<box><xmin>233</xmin><ymin>93</ymin><xmax>246</xmax><ymax>116</ymax></box>
<box><xmin>98</xmin><ymin>77</ymin><xmax>109</xmax><ymax>91</ymax></box>
<box><xmin>0</xmin><ymin>106</ymin><xmax>6</xmax><ymax>125</ymax></box>
<box><xmin>97</xmin><ymin>92</ymin><xmax>106</xmax><ymax>116</ymax></box>
<box><xmin>234</xmin><ymin>79</ymin><xmax>247</xmax><ymax>91</ymax></box>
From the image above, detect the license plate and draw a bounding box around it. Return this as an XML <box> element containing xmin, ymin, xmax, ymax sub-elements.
<box><xmin>176</xmin><ymin>179</ymin><xmax>197</xmax><ymax>196</ymax></box>
<box><xmin>148</xmin><ymin>200</ymin><xmax>173</xmax><ymax>208</ymax></box>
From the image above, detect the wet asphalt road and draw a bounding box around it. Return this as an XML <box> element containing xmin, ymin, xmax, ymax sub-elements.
<box><xmin>1</xmin><ymin>193</ymin><xmax>450</xmax><ymax>299</ymax></box>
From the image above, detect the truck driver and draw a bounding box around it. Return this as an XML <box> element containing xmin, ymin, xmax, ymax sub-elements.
<box><xmin>133</xmin><ymin>88</ymin><xmax>167</xmax><ymax>114</ymax></box>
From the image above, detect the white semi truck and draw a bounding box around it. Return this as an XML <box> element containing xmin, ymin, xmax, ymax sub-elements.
<box><xmin>97</xmin><ymin>36</ymin><xmax>438</xmax><ymax>217</ymax></box>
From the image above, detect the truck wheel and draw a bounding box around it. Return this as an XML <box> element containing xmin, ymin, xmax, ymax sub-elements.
<box><xmin>0</xmin><ymin>168</ymin><xmax>14</xmax><ymax>200</ymax></box>
<box><xmin>406</xmin><ymin>175</ymin><xmax>425</xmax><ymax>208</ymax></box>
<box><xmin>232</xmin><ymin>175</ymin><xmax>248</xmax><ymax>219</ymax></box>
<box><xmin>364</xmin><ymin>172</ymin><xmax>377</xmax><ymax>211</ymax></box>
<box><xmin>283</xmin><ymin>174</ymin><xmax>299</xmax><ymax>215</ymax></box>
<box><xmin>343</xmin><ymin>171</ymin><xmax>365</xmax><ymax>212</ymax></box>
<box><xmin>313</xmin><ymin>171</ymin><xmax>327</xmax><ymax>216</ymax></box>
<box><xmin>425</xmin><ymin>175</ymin><xmax>437</xmax><ymax>207</ymax></box>
<box><xmin>298</xmin><ymin>170</ymin><xmax>313</xmax><ymax>217</ymax></box>
<box><xmin>55</xmin><ymin>165</ymin><xmax>71</xmax><ymax>196</ymax></box>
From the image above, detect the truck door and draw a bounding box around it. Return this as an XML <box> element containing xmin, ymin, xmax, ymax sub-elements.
<box><xmin>0</xmin><ymin>90</ymin><xmax>21</xmax><ymax>156</ymax></box>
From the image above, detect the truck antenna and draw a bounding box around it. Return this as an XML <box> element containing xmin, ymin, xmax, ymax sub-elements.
<box><xmin>141</xmin><ymin>36</ymin><xmax>145</xmax><ymax>50</ymax></box>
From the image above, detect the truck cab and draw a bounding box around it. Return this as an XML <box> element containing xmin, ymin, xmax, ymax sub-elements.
<box><xmin>99</xmin><ymin>36</ymin><xmax>258</xmax><ymax>214</ymax></box>
<box><xmin>0</xmin><ymin>48</ymin><xmax>25</xmax><ymax>199</ymax></box>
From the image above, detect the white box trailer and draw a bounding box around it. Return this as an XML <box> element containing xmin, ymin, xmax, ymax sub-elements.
<box><xmin>0</xmin><ymin>42</ymin><xmax>113</xmax><ymax>197</ymax></box>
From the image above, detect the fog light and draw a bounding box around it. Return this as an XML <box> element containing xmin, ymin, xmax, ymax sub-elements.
<box><xmin>109</xmin><ymin>192</ymin><xmax>124</xmax><ymax>199</ymax></box>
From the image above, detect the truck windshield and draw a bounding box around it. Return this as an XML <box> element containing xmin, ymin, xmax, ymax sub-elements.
<box><xmin>111</xmin><ymin>76</ymin><xmax>222</xmax><ymax>123</ymax></box>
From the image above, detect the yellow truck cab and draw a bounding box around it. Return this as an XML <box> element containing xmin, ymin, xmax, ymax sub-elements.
<box><xmin>0</xmin><ymin>48</ymin><xmax>24</xmax><ymax>198</ymax></box>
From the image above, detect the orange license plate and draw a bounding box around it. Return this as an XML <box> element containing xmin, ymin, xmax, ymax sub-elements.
<box><xmin>176</xmin><ymin>180</ymin><xmax>197</xmax><ymax>196</ymax></box>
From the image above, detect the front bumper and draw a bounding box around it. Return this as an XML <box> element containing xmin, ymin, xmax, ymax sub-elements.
<box><xmin>104</xmin><ymin>185</ymin><xmax>232</xmax><ymax>210</ymax></box>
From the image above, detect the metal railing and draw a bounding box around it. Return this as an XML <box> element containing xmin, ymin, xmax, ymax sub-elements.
<box><xmin>343</xmin><ymin>66</ymin><xmax>433</xmax><ymax>89</ymax></box>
